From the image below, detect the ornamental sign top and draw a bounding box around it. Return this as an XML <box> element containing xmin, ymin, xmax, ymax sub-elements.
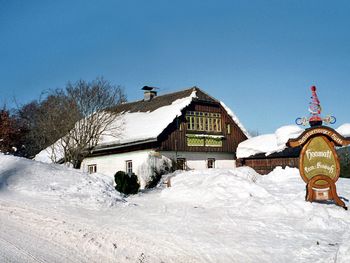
<box><xmin>288</xmin><ymin>126</ymin><xmax>350</xmax><ymax>148</ymax></box>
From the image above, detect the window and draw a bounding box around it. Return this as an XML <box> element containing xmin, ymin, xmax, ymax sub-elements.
<box><xmin>186</xmin><ymin>111</ymin><xmax>222</xmax><ymax>132</ymax></box>
<box><xmin>227</xmin><ymin>123</ymin><xmax>231</xmax><ymax>134</ymax></box>
<box><xmin>176</xmin><ymin>158</ymin><xmax>186</xmax><ymax>170</ymax></box>
<box><xmin>177</xmin><ymin>117</ymin><xmax>183</xmax><ymax>131</ymax></box>
<box><xmin>126</xmin><ymin>160</ymin><xmax>133</xmax><ymax>175</ymax></box>
<box><xmin>88</xmin><ymin>164</ymin><xmax>97</xmax><ymax>174</ymax></box>
<box><xmin>205</xmin><ymin>137</ymin><xmax>223</xmax><ymax>147</ymax></box>
<box><xmin>187</xmin><ymin>135</ymin><xmax>205</xmax><ymax>146</ymax></box>
<box><xmin>186</xmin><ymin>134</ymin><xmax>223</xmax><ymax>147</ymax></box>
<box><xmin>207</xmin><ymin>158</ymin><xmax>215</xmax><ymax>169</ymax></box>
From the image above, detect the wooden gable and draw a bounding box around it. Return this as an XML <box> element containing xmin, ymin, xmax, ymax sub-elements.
<box><xmin>158</xmin><ymin>100</ymin><xmax>248</xmax><ymax>155</ymax></box>
<box><xmin>89</xmin><ymin>87</ymin><xmax>248</xmax><ymax>157</ymax></box>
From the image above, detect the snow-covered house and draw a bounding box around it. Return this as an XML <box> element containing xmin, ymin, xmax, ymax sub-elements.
<box><xmin>236</xmin><ymin>124</ymin><xmax>350</xmax><ymax>174</ymax></box>
<box><xmin>36</xmin><ymin>87</ymin><xmax>249</xmax><ymax>187</ymax></box>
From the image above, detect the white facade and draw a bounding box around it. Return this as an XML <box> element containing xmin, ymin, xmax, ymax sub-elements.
<box><xmin>82</xmin><ymin>149</ymin><xmax>154</xmax><ymax>188</ymax></box>
<box><xmin>82</xmin><ymin>150</ymin><xmax>236</xmax><ymax>188</ymax></box>
<box><xmin>160</xmin><ymin>151</ymin><xmax>235</xmax><ymax>170</ymax></box>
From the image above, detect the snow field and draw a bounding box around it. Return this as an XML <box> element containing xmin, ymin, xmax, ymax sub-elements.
<box><xmin>1</xmin><ymin>154</ymin><xmax>350</xmax><ymax>262</ymax></box>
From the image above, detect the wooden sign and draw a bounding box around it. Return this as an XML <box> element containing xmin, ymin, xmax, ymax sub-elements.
<box><xmin>288</xmin><ymin>126</ymin><xmax>349</xmax><ymax>209</ymax></box>
<box><xmin>299</xmin><ymin>136</ymin><xmax>339</xmax><ymax>185</ymax></box>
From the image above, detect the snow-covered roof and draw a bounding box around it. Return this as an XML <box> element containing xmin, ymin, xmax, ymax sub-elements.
<box><xmin>336</xmin><ymin>123</ymin><xmax>350</xmax><ymax>138</ymax></box>
<box><xmin>97</xmin><ymin>88</ymin><xmax>197</xmax><ymax>147</ymax></box>
<box><xmin>220</xmin><ymin>101</ymin><xmax>251</xmax><ymax>138</ymax></box>
<box><xmin>35</xmin><ymin>87</ymin><xmax>249</xmax><ymax>162</ymax></box>
<box><xmin>237</xmin><ymin>124</ymin><xmax>350</xmax><ymax>159</ymax></box>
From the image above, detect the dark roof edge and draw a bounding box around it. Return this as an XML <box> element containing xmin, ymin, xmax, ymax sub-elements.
<box><xmin>91</xmin><ymin>138</ymin><xmax>158</xmax><ymax>153</ymax></box>
<box><xmin>238</xmin><ymin>146</ymin><xmax>302</xmax><ymax>159</ymax></box>
<box><xmin>118</xmin><ymin>86</ymin><xmax>197</xmax><ymax>108</ymax></box>
<box><xmin>192</xmin><ymin>86</ymin><xmax>220</xmax><ymax>103</ymax></box>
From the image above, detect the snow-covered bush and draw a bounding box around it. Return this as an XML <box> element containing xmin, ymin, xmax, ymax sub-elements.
<box><xmin>146</xmin><ymin>159</ymin><xmax>176</xmax><ymax>189</ymax></box>
<box><xmin>114</xmin><ymin>171</ymin><xmax>140</xmax><ymax>195</ymax></box>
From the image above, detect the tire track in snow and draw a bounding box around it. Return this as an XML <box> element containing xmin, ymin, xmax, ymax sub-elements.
<box><xmin>0</xmin><ymin>235</ymin><xmax>46</xmax><ymax>263</ymax></box>
<box><xmin>0</xmin><ymin>200</ymin><xmax>90</xmax><ymax>263</ymax></box>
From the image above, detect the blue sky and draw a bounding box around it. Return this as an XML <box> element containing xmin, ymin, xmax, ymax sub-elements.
<box><xmin>1</xmin><ymin>0</ymin><xmax>349</xmax><ymax>134</ymax></box>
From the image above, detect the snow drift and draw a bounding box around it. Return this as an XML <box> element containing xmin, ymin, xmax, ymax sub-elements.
<box><xmin>0</xmin><ymin>154</ymin><xmax>123</xmax><ymax>208</ymax></box>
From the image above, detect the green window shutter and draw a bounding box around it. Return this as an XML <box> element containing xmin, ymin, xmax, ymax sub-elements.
<box><xmin>187</xmin><ymin>136</ymin><xmax>205</xmax><ymax>146</ymax></box>
<box><xmin>205</xmin><ymin>137</ymin><xmax>223</xmax><ymax>147</ymax></box>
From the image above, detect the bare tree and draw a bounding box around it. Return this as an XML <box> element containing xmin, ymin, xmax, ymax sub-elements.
<box><xmin>14</xmin><ymin>77</ymin><xmax>125</xmax><ymax>165</ymax></box>
<box><xmin>0</xmin><ymin>103</ymin><xmax>28</xmax><ymax>155</ymax></box>
<box><xmin>58</xmin><ymin>78</ymin><xmax>126</xmax><ymax>168</ymax></box>
<box><xmin>16</xmin><ymin>90</ymin><xmax>79</xmax><ymax>159</ymax></box>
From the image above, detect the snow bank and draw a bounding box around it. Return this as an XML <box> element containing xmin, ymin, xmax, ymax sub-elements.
<box><xmin>0</xmin><ymin>154</ymin><xmax>123</xmax><ymax>208</ymax></box>
<box><xmin>159</xmin><ymin>166</ymin><xmax>350</xmax><ymax>262</ymax></box>
<box><xmin>161</xmin><ymin>167</ymin><xmax>266</xmax><ymax>207</ymax></box>
<box><xmin>237</xmin><ymin>123</ymin><xmax>350</xmax><ymax>158</ymax></box>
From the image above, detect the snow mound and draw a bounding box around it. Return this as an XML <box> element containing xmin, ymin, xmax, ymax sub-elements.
<box><xmin>0</xmin><ymin>154</ymin><xmax>123</xmax><ymax>208</ymax></box>
<box><xmin>162</xmin><ymin>166</ymin><xmax>350</xmax><ymax>224</ymax></box>
<box><xmin>262</xmin><ymin>166</ymin><xmax>301</xmax><ymax>183</ymax></box>
<box><xmin>161</xmin><ymin>167</ymin><xmax>268</xmax><ymax>207</ymax></box>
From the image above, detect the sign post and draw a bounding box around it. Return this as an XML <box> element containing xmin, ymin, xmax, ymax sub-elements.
<box><xmin>289</xmin><ymin>86</ymin><xmax>350</xmax><ymax>209</ymax></box>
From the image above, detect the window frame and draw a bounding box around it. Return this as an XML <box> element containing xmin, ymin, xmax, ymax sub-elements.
<box><xmin>207</xmin><ymin>158</ymin><xmax>215</xmax><ymax>169</ymax></box>
<box><xmin>176</xmin><ymin>158</ymin><xmax>186</xmax><ymax>170</ymax></box>
<box><xmin>186</xmin><ymin>111</ymin><xmax>222</xmax><ymax>132</ymax></box>
<box><xmin>126</xmin><ymin>160</ymin><xmax>133</xmax><ymax>175</ymax></box>
<box><xmin>88</xmin><ymin>164</ymin><xmax>97</xmax><ymax>174</ymax></box>
<box><xmin>227</xmin><ymin>123</ymin><xmax>231</xmax><ymax>134</ymax></box>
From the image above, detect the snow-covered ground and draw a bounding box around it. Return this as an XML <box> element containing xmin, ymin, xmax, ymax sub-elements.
<box><xmin>1</xmin><ymin>154</ymin><xmax>350</xmax><ymax>262</ymax></box>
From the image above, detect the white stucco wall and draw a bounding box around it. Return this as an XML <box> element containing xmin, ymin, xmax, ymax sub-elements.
<box><xmin>82</xmin><ymin>150</ymin><xmax>236</xmax><ymax>188</ymax></box>
<box><xmin>160</xmin><ymin>151</ymin><xmax>235</xmax><ymax>170</ymax></box>
<box><xmin>81</xmin><ymin>149</ymin><xmax>157</xmax><ymax>188</ymax></box>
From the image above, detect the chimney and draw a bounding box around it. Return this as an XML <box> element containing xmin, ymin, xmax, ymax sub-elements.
<box><xmin>142</xmin><ymin>86</ymin><xmax>157</xmax><ymax>101</ymax></box>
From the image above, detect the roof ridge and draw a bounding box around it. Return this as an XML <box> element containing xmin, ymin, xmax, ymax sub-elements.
<box><xmin>156</xmin><ymin>86</ymin><xmax>196</xmax><ymax>97</ymax></box>
<box><xmin>116</xmin><ymin>86</ymin><xmax>197</xmax><ymax>107</ymax></box>
<box><xmin>192</xmin><ymin>87</ymin><xmax>219</xmax><ymax>103</ymax></box>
